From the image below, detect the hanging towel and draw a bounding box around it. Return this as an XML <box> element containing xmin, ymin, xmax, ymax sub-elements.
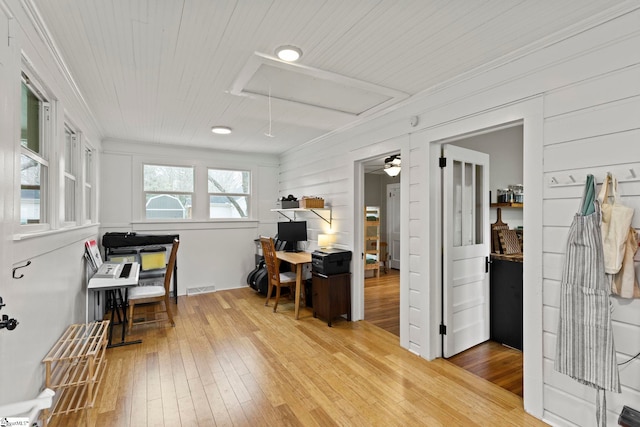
<box><xmin>581</xmin><ymin>174</ymin><xmax>596</xmax><ymax>216</ymax></box>
<box><xmin>598</xmin><ymin>173</ymin><xmax>634</xmax><ymax>274</ymax></box>
<box><xmin>611</xmin><ymin>227</ymin><xmax>640</xmax><ymax>298</ymax></box>
<box><xmin>555</xmin><ymin>174</ymin><xmax>620</xmax><ymax>426</ymax></box>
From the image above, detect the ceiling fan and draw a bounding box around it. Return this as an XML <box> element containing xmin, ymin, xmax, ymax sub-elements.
<box><xmin>384</xmin><ymin>155</ymin><xmax>401</xmax><ymax>177</ymax></box>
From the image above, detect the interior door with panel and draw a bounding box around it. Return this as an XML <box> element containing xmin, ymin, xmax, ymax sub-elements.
<box><xmin>442</xmin><ymin>145</ymin><xmax>490</xmax><ymax>358</ymax></box>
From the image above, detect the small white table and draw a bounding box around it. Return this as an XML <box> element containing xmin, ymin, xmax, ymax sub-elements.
<box><xmin>88</xmin><ymin>262</ymin><xmax>140</xmax><ymax>347</ymax></box>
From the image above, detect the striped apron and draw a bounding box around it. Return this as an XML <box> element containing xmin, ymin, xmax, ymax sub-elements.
<box><xmin>555</xmin><ymin>175</ymin><xmax>620</xmax><ymax>426</ymax></box>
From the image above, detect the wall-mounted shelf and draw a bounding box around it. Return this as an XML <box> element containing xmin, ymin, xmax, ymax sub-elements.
<box><xmin>271</xmin><ymin>208</ymin><xmax>332</xmax><ymax>225</ymax></box>
<box><xmin>490</xmin><ymin>202</ymin><xmax>523</xmax><ymax>208</ymax></box>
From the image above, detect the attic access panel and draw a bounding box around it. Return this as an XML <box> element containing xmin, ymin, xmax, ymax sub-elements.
<box><xmin>230</xmin><ymin>52</ymin><xmax>408</xmax><ymax>118</ymax></box>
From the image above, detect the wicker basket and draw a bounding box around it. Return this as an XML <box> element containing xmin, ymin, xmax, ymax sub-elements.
<box><xmin>300</xmin><ymin>198</ymin><xmax>324</xmax><ymax>209</ymax></box>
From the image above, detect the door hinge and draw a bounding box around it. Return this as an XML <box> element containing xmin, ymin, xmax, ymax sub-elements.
<box><xmin>439</xmin><ymin>157</ymin><xmax>446</xmax><ymax>168</ymax></box>
<box><xmin>439</xmin><ymin>324</ymin><xmax>447</xmax><ymax>335</ymax></box>
<box><xmin>486</xmin><ymin>256</ymin><xmax>492</xmax><ymax>273</ymax></box>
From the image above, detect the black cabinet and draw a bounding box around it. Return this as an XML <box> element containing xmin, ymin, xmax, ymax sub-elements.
<box><xmin>312</xmin><ymin>272</ymin><xmax>351</xmax><ymax>327</ymax></box>
<box><xmin>489</xmin><ymin>257</ymin><xmax>523</xmax><ymax>350</ymax></box>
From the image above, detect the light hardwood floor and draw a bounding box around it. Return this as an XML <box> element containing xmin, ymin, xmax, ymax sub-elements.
<box><xmin>447</xmin><ymin>341</ymin><xmax>523</xmax><ymax>398</ymax></box>
<box><xmin>364</xmin><ymin>269</ymin><xmax>524</xmax><ymax>398</ymax></box>
<box><xmin>48</xmin><ymin>286</ymin><xmax>545</xmax><ymax>426</ymax></box>
<box><xmin>364</xmin><ymin>269</ymin><xmax>400</xmax><ymax>336</ymax></box>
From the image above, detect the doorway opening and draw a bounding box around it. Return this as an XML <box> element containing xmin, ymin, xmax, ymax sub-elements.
<box><xmin>362</xmin><ymin>155</ymin><xmax>401</xmax><ymax>336</ymax></box>
<box><xmin>439</xmin><ymin>124</ymin><xmax>524</xmax><ymax>397</ymax></box>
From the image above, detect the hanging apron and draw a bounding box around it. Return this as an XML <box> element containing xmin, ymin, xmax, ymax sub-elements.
<box><xmin>555</xmin><ymin>175</ymin><xmax>620</xmax><ymax>426</ymax></box>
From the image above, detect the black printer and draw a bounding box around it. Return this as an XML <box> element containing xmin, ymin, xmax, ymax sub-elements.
<box><xmin>312</xmin><ymin>249</ymin><xmax>352</xmax><ymax>275</ymax></box>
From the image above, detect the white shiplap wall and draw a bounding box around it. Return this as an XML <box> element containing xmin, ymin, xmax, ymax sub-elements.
<box><xmin>278</xmin><ymin>6</ymin><xmax>640</xmax><ymax>425</ymax></box>
<box><xmin>541</xmin><ymin>63</ymin><xmax>640</xmax><ymax>426</ymax></box>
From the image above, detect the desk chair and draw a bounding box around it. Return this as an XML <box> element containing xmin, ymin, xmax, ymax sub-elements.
<box><xmin>260</xmin><ymin>236</ymin><xmax>297</xmax><ymax>312</ymax></box>
<box><xmin>127</xmin><ymin>238</ymin><xmax>179</xmax><ymax>332</ymax></box>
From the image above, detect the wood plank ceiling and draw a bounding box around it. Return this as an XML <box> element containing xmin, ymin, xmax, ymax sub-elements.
<box><xmin>32</xmin><ymin>0</ymin><xmax>623</xmax><ymax>154</ymax></box>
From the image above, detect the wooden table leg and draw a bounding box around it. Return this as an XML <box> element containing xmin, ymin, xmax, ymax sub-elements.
<box><xmin>294</xmin><ymin>264</ymin><xmax>303</xmax><ymax>320</ymax></box>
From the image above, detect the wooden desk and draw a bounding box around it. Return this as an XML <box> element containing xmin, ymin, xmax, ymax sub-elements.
<box><xmin>88</xmin><ymin>262</ymin><xmax>141</xmax><ymax>347</ymax></box>
<box><xmin>276</xmin><ymin>251</ymin><xmax>311</xmax><ymax>319</ymax></box>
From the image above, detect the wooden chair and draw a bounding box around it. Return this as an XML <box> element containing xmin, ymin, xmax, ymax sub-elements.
<box><xmin>127</xmin><ymin>238</ymin><xmax>179</xmax><ymax>332</ymax></box>
<box><xmin>260</xmin><ymin>236</ymin><xmax>297</xmax><ymax>312</ymax></box>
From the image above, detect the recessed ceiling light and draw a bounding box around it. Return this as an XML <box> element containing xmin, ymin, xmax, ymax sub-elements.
<box><xmin>211</xmin><ymin>126</ymin><xmax>232</xmax><ymax>135</ymax></box>
<box><xmin>275</xmin><ymin>45</ymin><xmax>302</xmax><ymax>62</ymax></box>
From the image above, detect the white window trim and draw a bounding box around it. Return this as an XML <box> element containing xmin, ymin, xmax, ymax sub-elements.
<box><xmin>16</xmin><ymin>59</ymin><xmax>97</xmax><ymax>237</ymax></box>
<box><xmin>132</xmin><ymin>158</ymin><xmax>257</xmax><ymax>222</ymax></box>
<box><xmin>61</xmin><ymin>122</ymin><xmax>80</xmax><ymax>227</ymax></box>
<box><xmin>142</xmin><ymin>163</ymin><xmax>195</xmax><ymax>221</ymax></box>
<box><xmin>82</xmin><ymin>144</ymin><xmax>95</xmax><ymax>225</ymax></box>
<box><xmin>207</xmin><ymin>167</ymin><xmax>251</xmax><ymax>219</ymax></box>
<box><xmin>18</xmin><ymin>70</ymin><xmax>53</xmax><ymax>234</ymax></box>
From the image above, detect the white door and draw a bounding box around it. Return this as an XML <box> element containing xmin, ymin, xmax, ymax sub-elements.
<box><xmin>386</xmin><ymin>183</ymin><xmax>400</xmax><ymax>269</ymax></box>
<box><xmin>442</xmin><ymin>145</ymin><xmax>490</xmax><ymax>358</ymax></box>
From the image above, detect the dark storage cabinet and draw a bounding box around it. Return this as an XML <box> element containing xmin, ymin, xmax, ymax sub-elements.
<box><xmin>312</xmin><ymin>272</ymin><xmax>351</xmax><ymax>326</ymax></box>
<box><xmin>489</xmin><ymin>257</ymin><xmax>523</xmax><ymax>350</ymax></box>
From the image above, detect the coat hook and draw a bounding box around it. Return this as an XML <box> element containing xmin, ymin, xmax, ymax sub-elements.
<box><xmin>12</xmin><ymin>260</ymin><xmax>31</xmax><ymax>279</ymax></box>
<box><xmin>630</xmin><ymin>169</ymin><xmax>636</xmax><ymax>179</ymax></box>
<box><xmin>569</xmin><ymin>175</ymin><xmax>576</xmax><ymax>183</ymax></box>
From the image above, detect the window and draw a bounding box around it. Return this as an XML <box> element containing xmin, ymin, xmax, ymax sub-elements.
<box><xmin>452</xmin><ymin>160</ymin><xmax>484</xmax><ymax>247</ymax></box>
<box><xmin>18</xmin><ymin>67</ymin><xmax>94</xmax><ymax>233</ymax></box>
<box><xmin>207</xmin><ymin>168</ymin><xmax>250</xmax><ymax>218</ymax></box>
<box><xmin>20</xmin><ymin>73</ymin><xmax>50</xmax><ymax>226</ymax></box>
<box><xmin>83</xmin><ymin>146</ymin><xmax>93</xmax><ymax>223</ymax></box>
<box><xmin>143</xmin><ymin>164</ymin><xmax>193</xmax><ymax>219</ymax></box>
<box><xmin>63</xmin><ymin>123</ymin><xmax>78</xmax><ymax>223</ymax></box>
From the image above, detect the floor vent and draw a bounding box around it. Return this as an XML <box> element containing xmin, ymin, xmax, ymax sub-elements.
<box><xmin>186</xmin><ymin>286</ymin><xmax>216</xmax><ymax>296</ymax></box>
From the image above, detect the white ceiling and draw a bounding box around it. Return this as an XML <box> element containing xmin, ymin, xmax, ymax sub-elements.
<box><xmin>32</xmin><ymin>0</ymin><xmax>622</xmax><ymax>155</ymax></box>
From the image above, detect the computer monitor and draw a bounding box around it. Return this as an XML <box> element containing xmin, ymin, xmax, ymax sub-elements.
<box><xmin>277</xmin><ymin>221</ymin><xmax>308</xmax><ymax>252</ymax></box>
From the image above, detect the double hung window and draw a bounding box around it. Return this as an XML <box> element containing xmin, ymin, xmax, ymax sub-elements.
<box><xmin>83</xmin><ymin>147</ymin><xmax>93</xmax><ymax>223</ymax></box>
<box><xmin>20</xmin><ymin>73</ymin><xmax>50</xmax><ymax>226</ymax></box>
<box><xmin>18</xmin><ymin>65</ymin><xmax>96</xmax><ymax>234</ymax></box>
<box><xmin>207</xmin><ymin>168</ymin><xmax>250</xmax><ymax>219</ymax></box>
<box><xmin>63</xmin><ymin>123</ymin><xmax>78</xmax><ymax>224</ymax></box>
<box><xmin>143</xmin><ymin>164</ymin><xmax>194</xmax><ymax>219</ymax></box>
<box><xmin>140</xmin><ymin>165</ymin><xmax>252</xmax><ymax>221</ymax></box>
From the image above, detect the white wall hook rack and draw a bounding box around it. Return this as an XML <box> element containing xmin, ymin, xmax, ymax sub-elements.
<box><xmin>548</xmin><ymin>168</ymin><xmax>640</xmax><ymax>188</ymax></box>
